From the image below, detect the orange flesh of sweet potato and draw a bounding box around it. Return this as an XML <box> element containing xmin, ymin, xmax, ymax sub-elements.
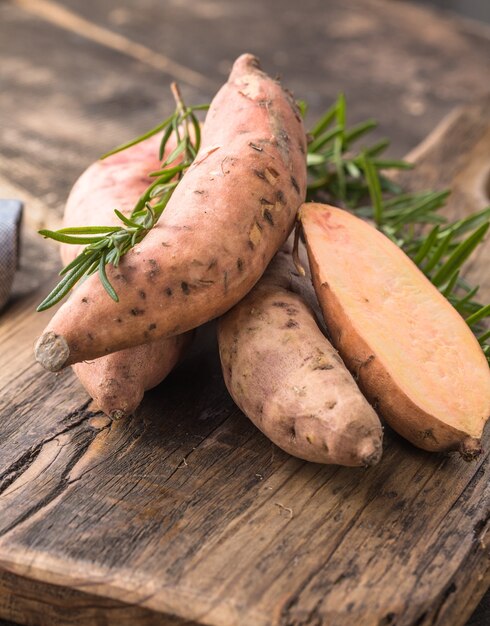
<box><xmin>35</xmin><ymin>53</ymin><xmax>307</xmax><ymax>371</ymax></box>
<box><xmin>62</xmin><ymin>133</ymin><xmax>191</xmax><ymax>418</ymax></box>
<box><xmin>218</xmin><ymin>245</ymin><xmax>383</xmax><ymax>466</ymax></box>
<box><xmin>301</xmin><ymin>202</ymin><xmax>490</xmax><ymax>456</ymax></box>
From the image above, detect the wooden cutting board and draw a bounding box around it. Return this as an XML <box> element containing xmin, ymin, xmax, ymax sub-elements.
<box><xmin>0</xmin><ymin>100</ymin><xmax>489</xmax><ymax>626</ymax></box>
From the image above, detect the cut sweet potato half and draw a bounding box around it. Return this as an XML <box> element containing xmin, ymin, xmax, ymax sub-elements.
<box><xmin>301</xmin><ymin>202</ymin><xmax>490</xmax><ymax>457</ymax></box>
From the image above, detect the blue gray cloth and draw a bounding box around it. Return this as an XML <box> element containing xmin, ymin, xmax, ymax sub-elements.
<box><xmin>0</xmin><ymin>199</ymin><xmax>23</xmax><ymax>311</ymax></box>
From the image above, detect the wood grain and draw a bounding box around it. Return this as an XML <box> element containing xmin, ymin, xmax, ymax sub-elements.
<box><xmin>0</xmin><ymin>1</ymin><xmax>489</xmax><ymax>625</ymax></box>
<box><xmin>2</xmin><ymin>0</ymin><xmax>490</xmax><ymax>224</ymax></box>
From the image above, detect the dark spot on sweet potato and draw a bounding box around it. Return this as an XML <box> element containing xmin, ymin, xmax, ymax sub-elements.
<box><xmin>289</xmin><ymin>425</ymin><xmax>296</xmax><ymax>442</ymax></box>
<box><xmin>161</xmin><ymin>241</ymin><xmax>171</xmax><ymax>247</ymax></box>
<box><xmin>313</xmin><ymin>363</ymin><xmax>334</xmax><ymax>371</ymax></box>
<box><xmin>208</xmin><ymin>258</ymin><xmax>218</xmax><ymax>270</ymax></box>
<box><xmin>139</xmin><ymin>290</ymin><xmax>146</xmax><ymax>300</ymax></box>
<box><xmin>286</xmin><ymin>306</ymin><xmax>299</xmax><ymax>316</ymax></box>
<box><xmin>272</xmin><ymin>301</ymin><xmax>288</xmax><ymax>308</ymax></box>
<box><xmin>249</xmin><ymin>142</ymin><xmax>263</xmax><ymax>152</ymax></box>
<box><xmin>263</xmin><ymin>209</ymin><xmax>274</xmax><ymax>225</ymax></box>
<box><xmin>248</xmin><ymin>240</ymin><xmax>255</xmax><ymax>250</ymax></box>
<box><xmin>170</xmin><ymin>324</ymin><xmax>180</xmax><ymax>334</ymax></box>
<box><xmin>223</xmin><ymin>271</ymin><xmax>228</xmax><ymax>295</ymax></box>
<box><xmin>327</xmin><ymin>401</ymin><xmax>337</xmax><ymax>409</ymax></box>
<box><xmin>258</xmin><ymin>98</ymin><xmax>272</xmax><ymax>108</ymax></box>
<box><xmin>194</xmin><ymin>189</ymin><xmax>205</xmax><ymax>194</ymax></box>
<box><xmin>255</xmin><ymin>219</ymin><xmax>263</xmax><ymax>232</ymax></box>
<box><xmin>291</xmin><ymin>176</ymin><xmax>300</xmax><ymax>194</ymax></box>
<box><xmin>165</xmin><ymin>287</ymin><xmax>173</xmax><ymax>297</ymax></box>
<box><xmin>285</xmin><ymin>319</ymin><xmax>299</xmax><ymax>328</ymax></box>
<box><xmin>276</xmin><ymin>190</ymin><xmax>286</xmax><ymax>204</ymax></box>
<box><xmin>254</xmin><ymin>169</ymin><xmax>266</xmax><ymax>180</ymax></box>
<box><xmin>148</xmin><ymin>323</ymin><xmax>157</xmax><ymax>331</ymax></box>
<box><xmin>149</xmin><ymin>259</ymin><xmax>158</xmax><ymax>267</ymax></box>
<box><xmin>260</xmin><ymin>197</ymin><xmax>274</xmax><ymax>206</ymax></box>
<box><xmin>81</xmin><ymin>297</ymin><xmax>88</xmax><ymax>304</ymax></box>
<box><xmin>116</xmin><ymin>318</ymin><xmax>123</xmax><ymax>323</ymax></box>
<box><xmin>237</xmin><ymin>258</ymin><xmax>244</xmax><ymax>272</ymax></box>
<box><xmin>181</xmin><ymin>281</ymin><xmax>190</xmax><ymax>295</ymax></box>
<box><xmin>266</xmin><ymin>167</ymin><xmax>279</xmax><ymax>179</ymax></box>
<box><xmin>131</xmin><ymin>308</ymin><xmax>145</xmax><ymax>316</ymax></box>
<box><xmin>421</xmin><ymin>429</ymin><xmax>438</xmax><ymax>442</ymax></box>
<box><xmin>87</xmin><ymin>333</ymin><xmax>93</xmax><ymax>341</ymax></box>
<box><xmin>278</xmin><ymin>130</ymin><xmax>290</xmax><ymax>144</ymax></box>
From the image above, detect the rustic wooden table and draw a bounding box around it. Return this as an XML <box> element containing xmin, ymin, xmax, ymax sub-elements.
<box><xmin>0</xmin><ymin>1</ymin><xmax>489</xmax><ymax>625</ymax></box>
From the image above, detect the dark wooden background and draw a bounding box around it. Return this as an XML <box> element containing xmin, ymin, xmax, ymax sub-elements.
<box><xmin>0</xmin><ymin>0</ymin><xmax>489</xmax><ymax>624</ymax></box>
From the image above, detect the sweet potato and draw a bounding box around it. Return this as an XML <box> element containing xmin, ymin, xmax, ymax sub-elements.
<box><xmin>218</xmin><ymin>245</ymin><xmax>383</xmax><ymax>466</ymax></box>
<box><xmin>301</xmin><ymin>203</ymin><xmax>490</xmax><ymax>457</ymax></box>
<box><xmin>62</xmin><ymin>133</ymin><xmax>191</xmax><ymax>418</ymax></box>
<box><xmin>35</xmin><ymin>53</ymin><xmax>307</xmax><ymax>371</ymax></box>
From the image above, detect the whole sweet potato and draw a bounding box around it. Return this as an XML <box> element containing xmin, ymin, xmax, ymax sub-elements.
<box><xmin>35</xmin><ymin>54</ymin><xmax>307</xmax><ymax>371</ymax></box>
<box><xmin>218</xmin><ymin>245</ymin><xmax>383</xmax><ymax>466</ymax></box>
<box><xmin>62</xmin><ymin>133</ymin><xmax>191</xmax><ymax>418</ymax></box>
<box><xmin>301</xmin><ymin>203</ymin><xmax>490</xmax><ymax>457</ymax></box>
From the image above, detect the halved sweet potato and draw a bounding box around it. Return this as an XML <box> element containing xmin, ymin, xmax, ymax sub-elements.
<box><xmin>301</xmin><ymin>202</ymin><xmax>490</xmax><ymax>457</ymax></box>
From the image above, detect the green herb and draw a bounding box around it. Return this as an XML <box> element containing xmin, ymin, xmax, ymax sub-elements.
<box><xmin>306</xmin><ymin>96</ymin><xmax>490</xmax><ymax>361</ymax></box>
<box><xmin>37</xmin><ymin>84</ymin><xmax>208</xmax><ymax>312</ymax></box>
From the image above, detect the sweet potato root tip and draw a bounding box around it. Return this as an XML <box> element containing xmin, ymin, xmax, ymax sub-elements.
<box><xmin>358</xmin><ymin>437</ymin><xmax>383</xmax><ymax>467</ymax></box>
<box><xmin>110</xmin><ymin>409</ymin><xmax>126</xmax><ymax>421</ymax></box>
<box><xmin>459</xmin><ymin>437</ymin><xmax>482</xmax><ymax>462</ymax></box>
<box><xmin>35</xmin><ymin>331</ymin><xmax>69</xmax><ymax>372</ymax></box>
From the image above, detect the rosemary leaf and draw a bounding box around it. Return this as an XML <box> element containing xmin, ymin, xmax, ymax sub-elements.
<box><xmin>36</xmin><ymin>253</ymin><xmax>97</xmax><ymax>311</ymax></box>
<box><xmin>466</xmin><ymin>304</ymin><xmax>490</xmax><ymax>327</ymax></box>
<box><xmin>98</xmin><ymin>253</ymin><xmax>118</xmax><ymax>302</ymax></box>
<box><xmin>101</xmin><ymin>113</ymin><xmax>174</xmax><ymax>160</ymax></box>
<box><xmin>38</xmin><ymin>230</ymin><xmax>107</xmax><ymax>245</ymax></box>
<box><xmin>413</xmin><ymin>225</ymin><xmax>440</xmax><ymax>264</ymax></box>
<box><xmin>310</xmin><ymin>101</ymin><xmax>338</xmax><ymax>138</ymax></box>
<box><xmin>361</xmin><ymin>154</ymin><xmax>383</xmax><ymax>226</ymax></box>
<box><xmin>431</xmin><ymin>223</ymin><xmax>489</xmax><ymax>287</ymax></box>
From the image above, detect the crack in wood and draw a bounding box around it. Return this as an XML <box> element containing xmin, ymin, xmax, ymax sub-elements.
<box><xmin>0</xmin><ymin>423</ymin><xmax>104</xmax><ymax>538</ymax></box>
<box><xmin>0</xmin><ymin>398</ymin><xmax>96</xmax><ymax>494</ymax></box>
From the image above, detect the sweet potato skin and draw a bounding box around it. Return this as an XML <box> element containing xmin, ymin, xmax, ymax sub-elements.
<box><xmin>61</xmin><ymin>134</ymin><xmax>191</xmax><ymax>418</ymax></box>
<box><xmin>218</xmin><ymin>247</ymin><xmax>383</xmax><ymax>466</ymax></box>
<box><xmin>71</xmin><ymin>338</ymin><xmax>190</xmax><ymax>419</ymax></box>
<box><xmin>36</xmin><ymin>54</ymin><xmax>307</xmax><ymax>370</ymax></box>
<box><xmin>301</xmin><ymin>203</ymin><xmax>490</xmax><ymax>457</ymax></box>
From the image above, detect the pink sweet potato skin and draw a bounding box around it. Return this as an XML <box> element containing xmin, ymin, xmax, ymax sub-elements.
<box><xmin>71</xmin><ymin>338</ymin><xmax>190</xmax><ymax>419</ymax></box>
<box><xmin>36</xmin><ymin>53</ymin><xmax>307</xmax><ymax>370</ymax></box>
<box><xmin>61</xmin><ymin>134</ymin><xmax>191</xmax><ymax>418</ymax></box>
<box><xmin>218</xmin><ymin>246</ymin><xmax>383</xmax><ymax>466</ymax></box>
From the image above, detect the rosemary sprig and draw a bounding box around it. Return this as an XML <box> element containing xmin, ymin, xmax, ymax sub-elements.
<box><xmin>37</xmin><ymin>85</ymin><xmax>208</xmax><ymax>312</ymax></box>
<box><xmin>306</xmin><ymin>95</ymin><xmax>490</xmax><ymax>362</ymax></box>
